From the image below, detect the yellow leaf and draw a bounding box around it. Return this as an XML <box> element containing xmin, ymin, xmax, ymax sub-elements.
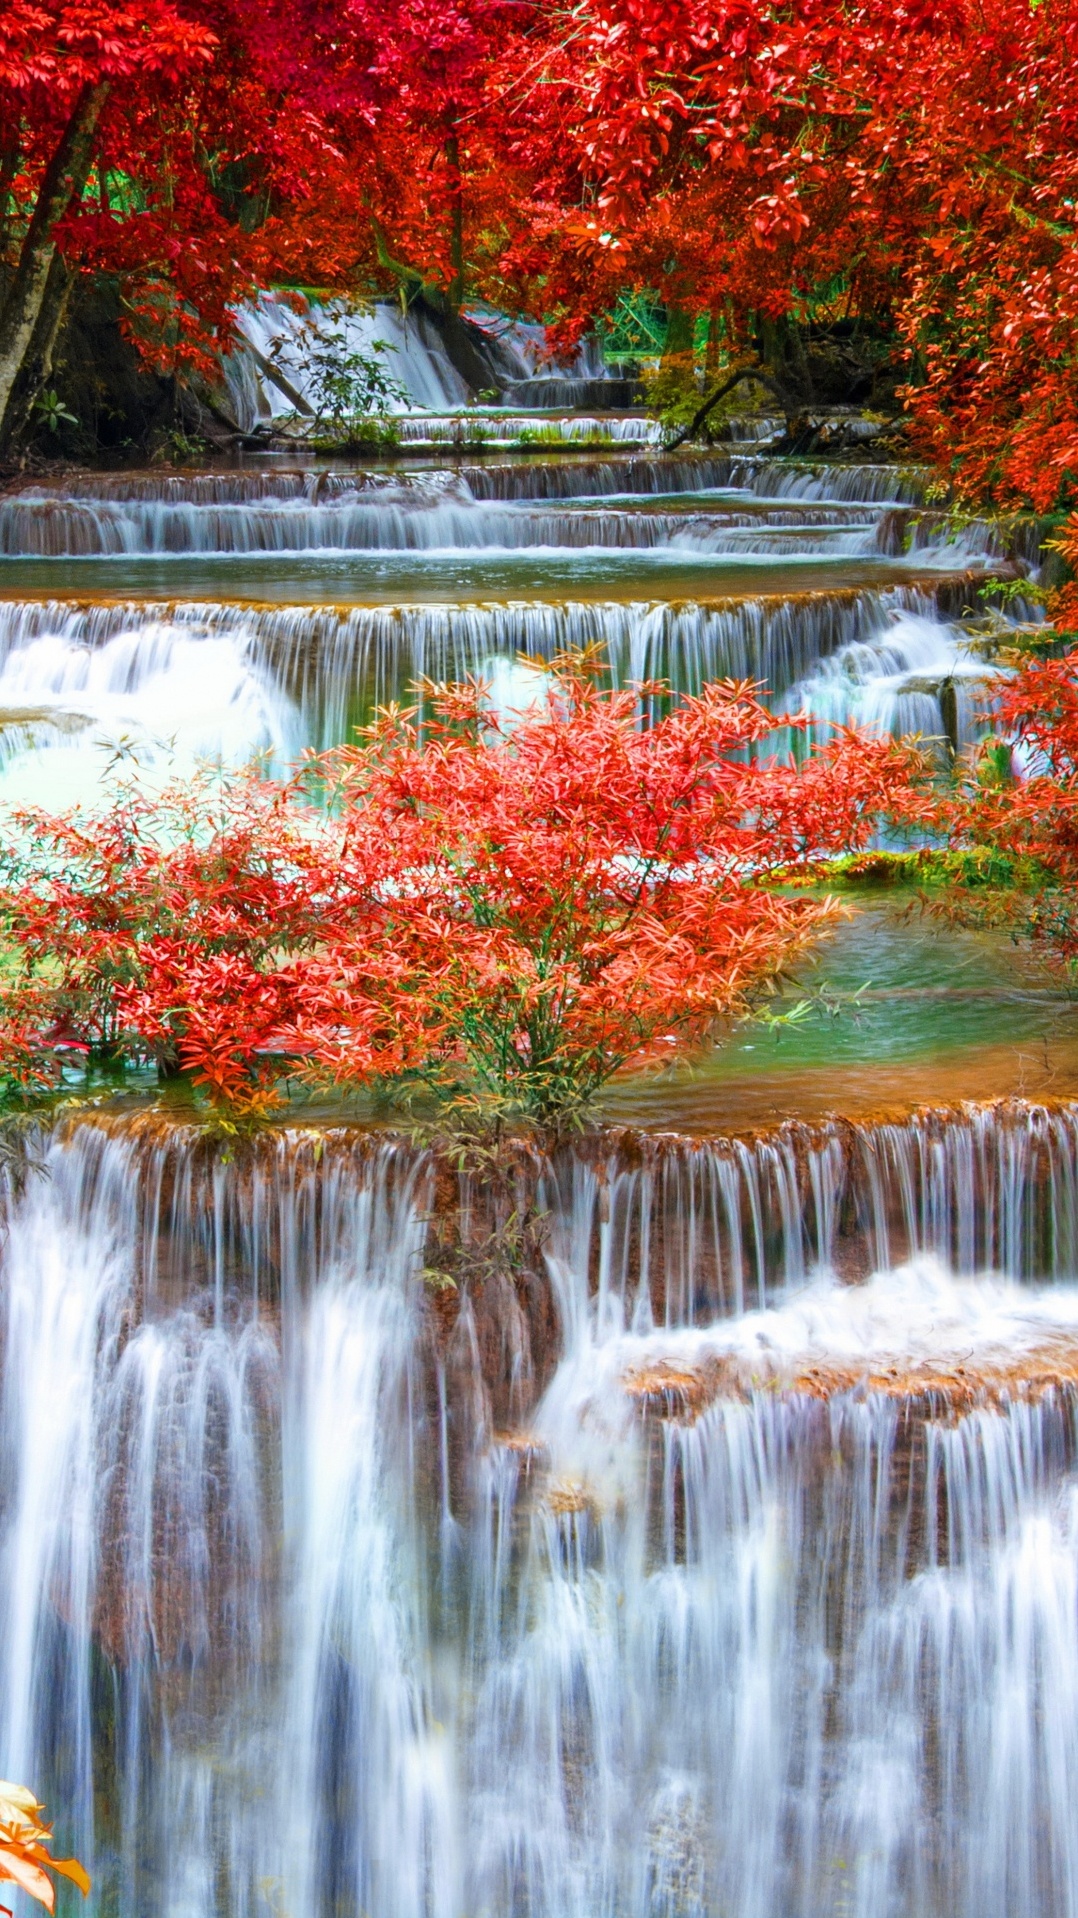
<box><xmin>0</xmin><ymin>1783</ymin><xmax>45</xmax><ymax>1832</ymax></box>
<box><xmin>0</xmin><ymin>1786</ymin><xmax>89</xmax><ymax>1903</ymax></box>
<box><xmin>48</xmin><ymin>1858</ymin><xmax>91</xmax><ymax>1898</ymax></box>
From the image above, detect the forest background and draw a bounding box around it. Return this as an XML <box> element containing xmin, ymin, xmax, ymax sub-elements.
<box><xmin>0</xmin><ymin>0</ymin><xmax>1076</xmax><ymax>527</ymax></box>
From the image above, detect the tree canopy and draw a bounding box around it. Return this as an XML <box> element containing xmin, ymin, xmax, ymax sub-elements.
<box><xmin>1</xmin><ymin>0</ymin><xmax>1076</xmax><ymax>509</ymax></box>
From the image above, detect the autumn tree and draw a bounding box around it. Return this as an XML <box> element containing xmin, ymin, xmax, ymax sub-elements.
<box><xmin>0</xmin><ymin>0</ymin><xmax>226</xmax><ymax>444</ymax></box>
<box><xmin>235</xmin><ymin>0</ymin><xmax>544</xmax><ymax>391</ymax></box>
<box><xmin>489</xmin><ymin>0</ymin><xmax>1078</xmax><ymax>483</ymax></box>
<box><xmin>0</xmin><ymin>663</ymin><xmax>921</xmax><ymax>1123</ymax></box>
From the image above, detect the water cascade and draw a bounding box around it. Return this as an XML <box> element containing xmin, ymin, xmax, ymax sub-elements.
<box><xmin>2</xmin><ymin>1104</ymin><xmax>1078</xmax><ymax>1915</ymax></box>
<box><xmin>0</xmin><ymin>456</ymin><xmax>945</xmax><ymax>560</ymax></box>
<box><xmin>0</xmin><ymin>448</ymin><xmax>1019</xmax><ymax>796</ymax></box>
<box><xmin>0</xmin><ymin>583</ymin><xmax>970</xmax><ymax>762</ymax></box>
<box><xmin>0</xmin><ymin>411</ymin><xmax>1063</xmax><ymax>1915</ymax></box>
<box><xmin>225</xmin><ymin>295</ymin><xmax>633</xmax><ymax>428</ymax></box>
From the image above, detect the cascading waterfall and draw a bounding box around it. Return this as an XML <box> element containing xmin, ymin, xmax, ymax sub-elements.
<box><xmin>780</xmin><ymin>607</ymin><xmax>994</xmax><ymax>749</ymax></box>
<box><xmin>478</xmin><ymin>1267</ymin><xmax>1078</xmax><ymax>1918</ymax></box>
<box><xmin>0</xmin><ymin>583</ymin><xmax>964</xmax><ymax>757</ymax></box>
<box><xmin>224</xmin><ymin>293</ymin><xmax>621</xmax><ymax>427</ymax></box>
<box><xmin>0</xmin><ymin>494</ymin><xmax>891</xmax><ymax>559</ymax></box>
<box><xmin>3</xmin><ymin>1104</ymin><xmax>1078</xmax><ymax>1915</ymax></box>
<box><xmin>0</xmin><ymin>408</ymin><xmax>1061</xmax><ymax>1918</ymax></box>
<box><xmin>0</xmin><ymin>456</ymin><xmax>956</xmax><ymax>560</ymax></box>
<box><xmin>0</xmin><ymin>448</ymin><xmax>1011</xmax><ymax>795</ymax></box>
<box><xmin>394</xmin><ymin>414</ymin><xmax>666</xmax><ymax>446</ymax></box>
<box><xmin>0</xmin><ymin>615</ymin><xmax>302</xmax><ymax>782</ymax></box>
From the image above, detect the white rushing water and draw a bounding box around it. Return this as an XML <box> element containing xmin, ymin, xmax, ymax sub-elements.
<box><xmin>0</xmin><ymin>617</ymin><xmax>302</xmax><ymax>805</ymax></box>
<box><xmin>0</xmin><ymin>492</ymin><xmax>886</xmax><ymax>558</ymax></box>
<box><xmin>0</xmin><ymin>582</ymin><xmax>954</xmax><ymax>762</ymax></box>
<box><xmin>225</xmin><ymin>293</ymin><xmax>618</xmax><ymax>429</ymax></box>
<box><xmin>2</xmin><ymin>1111</ymin><xmax>1078</xmax><ymax>1916</ymax></box>
<box><xmin>0</xmin><ymin>426</ymin><xmax>1052</xmax><ymax>1914</ymax></box>
<box><xmin>0</xmin><ymin>457</ymin><xmax>953</xmax><ymax>559</ymax></box>
<box><xmin>780</xmin><ymin>607</ymin><xmax>997</xmax><ymax>749</ymax></box>
<box><xmin>0</xmin><ymin>443</ymin><xmax>1009</xmax><ymax>802</ymax></box>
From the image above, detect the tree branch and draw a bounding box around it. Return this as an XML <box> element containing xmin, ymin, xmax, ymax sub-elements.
<box><xmin>665</xmin><ymin>364</ymin><xmax>789</xmax><ymax>451</ymax></box>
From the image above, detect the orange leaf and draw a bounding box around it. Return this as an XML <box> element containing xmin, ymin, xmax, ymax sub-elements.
<box><xmin>0</xmin><ymin>1845</ymin><xmax>55</xmax><ymax>1913</ymax></box>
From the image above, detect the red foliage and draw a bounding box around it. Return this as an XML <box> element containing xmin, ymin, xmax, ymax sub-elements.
<box><xmin>6</xmin><ymin>0</ymin><xmax>1078</xmax><ymax>510</ymax></box>
<box><xmin>0</xmin><ymin>665</ymin><xmax>923</xmax><ymax>1121</ymax></box>
<box><xmin>0</xmin><ymin>1</ymin><xmax>256</xmax><ymax>377</ymax></box>
<box><xmin>939</xmin><ymin>649</ymin><xmax>1078</xmax><ymax>963</ymax></box>
<box><xmin>226</xmin><ymin>0</ymin><xmax>543</xmax><ymax>305</ymax></box>
<box><xmin>489</xmin><ymin>0</ymin><xmax>1078</xmax><ymax>509</ymax></box>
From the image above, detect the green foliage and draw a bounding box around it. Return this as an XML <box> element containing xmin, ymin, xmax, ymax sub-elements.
<box><xmin>311</xmin><ymin>416</ymin><xmax>401</xmax><ymax>452</ymax></box>
<box><xmin>270</xmin><ymin>308</ymin><xmax>407</xmax><ymax>430</ymax></box>
<box><xmin>977</xmin><ymin>576</ymin><xmax>1050</xmax><ymax>610</ymax></box>
<box><xmin>31</xmin><ymin>389</ymin><xmax>77</xmax><ymax>434</ymax></box>
<box><xmin>150</xmin><ymin>427</ymin><xmax>210</xmax><ymax>465</ymax></box>
<box><xmin>655</xmin><ymin>391</ymin><xmax>705</xmax><ymax>433</ymax></box>
<box><xmin>598</xmin><ymin>290</ymin><xmax>666</xmax><ymax>363</ymax></box>
<box><xmin>816</xmin><ymin>847</ymin><xmax>1049</xmax><ymax>893</ymax></box>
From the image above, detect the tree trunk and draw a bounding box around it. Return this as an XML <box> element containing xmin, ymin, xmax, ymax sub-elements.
<box><xmin>0</xmin><ymin>130</ymin><xmax>21</xmax><ymax>268</ymax></box>
<box><xmin>0</xmin><ymin>81</ymin><xmax>109</xmax><ymax>447</ymax></box>
<box><xmin>664</xmin><ymin>364</ymin><xmax>794</xmax><ymax>452</ymax></box>
<box><xmin>445</xmin><ymin>131</ymin><xmax>465</xmax><ymax>313</ymax></box>
<box><xmin>758</xmin><ymin>311</ymin><xmax>814</xmax><ymax>406</ymax></box>
<box><xmin>0</xmin><ymin>249</ymin><xmax>75</xmax><ymax>444</ymax></box>
<box><xmin>660</xmin><ymin>303</ymin><xmax>695</xmax><ymax>380</ymax></box>
<box><xmin>704</xmin><ymin>306</ymin><xmax>722</xmax><ymax>387</ymax></box>
<box><xmin>0</xmin><ymin>128</ymin><xmax>21</xmax><ymax>318</ymax></box>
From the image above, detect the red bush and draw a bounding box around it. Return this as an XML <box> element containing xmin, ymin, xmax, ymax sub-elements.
<box><xmin>0</xmin><ymin>662</ymin><xmax>924</xmax><ymax>1121</ymax></box>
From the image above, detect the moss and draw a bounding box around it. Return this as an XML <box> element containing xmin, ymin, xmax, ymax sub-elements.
<box><xmin>309</xmin><ymin>416</ymin><xmax>401</xmax><ymax>453</ymax></box>
<box><xmin>782</xmin><ymin>847</ymin><xmax>1051</xmax><ymax>895</ymax></box>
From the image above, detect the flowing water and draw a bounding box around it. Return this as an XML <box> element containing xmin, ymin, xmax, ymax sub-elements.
<box><xmin>4</xmin><ymin>1111</ymin><xmax>1078</xmax><ymax>1918</ymax></box>
<box><xmin>0</xmin><ymin>407</ymin><xmax>1071</xmax><ymax>1916</ymax></box>
<box><xmin>0</xmin><ymin>446</ymin><xmax>1021</xmax><ymax>800</ymax></box>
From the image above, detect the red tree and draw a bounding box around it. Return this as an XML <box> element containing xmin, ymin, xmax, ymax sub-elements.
<box><xmin>488</xmin><ymin>0</ymin><xmax>1078</xmax><ymax>514</ymax></box>
<box><xmin>0</xmin><ymin>0</ymin><xmax>225</xmax><ymax>440</ymax></box>
<box><xmin>0</xmin><ymin>664</ymin><xmax>922</xmax><ymax>1121</ymax></box>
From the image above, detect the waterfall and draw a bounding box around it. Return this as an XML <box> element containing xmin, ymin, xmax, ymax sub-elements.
<box><xmin>0</xmin><ymin>457</ymin><xmax>936</xmax><ymax>508</ymax></box>
<box><xmin>394</xmin><ymin>414</ymin><xmax>665</xmax><ymax>446</ymax></box>
<box><xmin>0</xmin><ymin>493</ymin><xmax>891</xmax><ymax>559</ymax></box>
<box><xmin>0</xmin><ymin>1122</ymin><xmax>441</xmax><ymax>1915</ymax></box>
<box><xmin>472</xmin><ymin>1273</ymin><xmax>1078</xmax><ymax>1918</ymax></box>
<box><xmin>0</xmin><ymin>285</ymin><xmax>1063</xmax><ymax>1915</ymax></box>
<box><xmin>0</xmin><ymin>585</ymin><xmax>969</xmax><ymax>762</ymax></box>
<box><xmin>779</xmin><ymin>607</ymin><xmax>995</xmax><ymax>749</ymax></box>
<box><xmin>224</xmin><ymin>294</ymin><xmax>621</xmax><ymax>428</ymax></box>
<box><xmin>229</xmin><ymin>294</ymin><xmax>473</xmax><ymax>420</ymax></box>
<box><xmin>0</xmin><ymin>613</ymin><xmax>301</xmax><ymax>774</ymax></box>
<box><xmin>0</xmin><ymin>457</ymin><xmax>958</xmax><ymax>561</ymax></box>
<box><xmin>0</xmin><ymin>451</ymin><xmax>1009</xmax><ymax>809</ymax></box>
<box><xmin>2</xmin><ymin>1104</ymin><xmax>1078</xmax><ymax>1914</ymax></box>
